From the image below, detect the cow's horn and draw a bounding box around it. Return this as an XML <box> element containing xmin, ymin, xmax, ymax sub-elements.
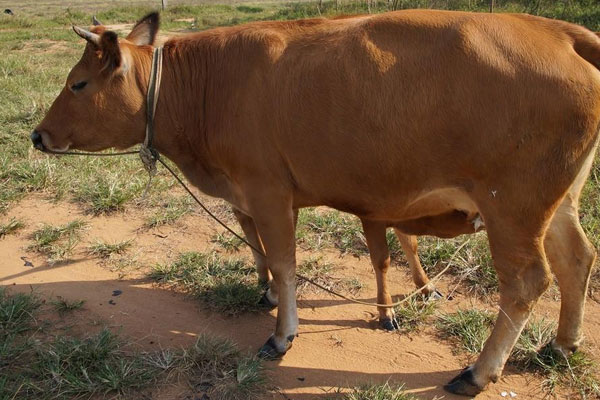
<box><xmin>73</xmin><ymin>26</ymin><xmax>100</xmax><ymax>46</ymax></box>
<box><xmin>92</xmin><ymin>16</ymin><xmax>102</xmax><ymax>26</ymax></box>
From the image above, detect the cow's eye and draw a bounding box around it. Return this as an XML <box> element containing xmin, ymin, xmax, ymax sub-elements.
<box><xmin>70</xmin><ymin>81</ymin><xmax>87</xmax><ymax>91</ymax></box>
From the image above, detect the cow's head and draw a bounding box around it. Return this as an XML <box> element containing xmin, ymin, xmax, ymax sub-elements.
<box><xmin>31</xmin><ymin>13</ymin><xmax>160</xmax><ymax>152</ymax></box>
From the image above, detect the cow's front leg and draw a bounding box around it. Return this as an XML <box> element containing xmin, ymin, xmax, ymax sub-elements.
<box><xmin>249</xmin><ymin>200</ymin><xmax>298</xmax><ymax>359</ymax></box>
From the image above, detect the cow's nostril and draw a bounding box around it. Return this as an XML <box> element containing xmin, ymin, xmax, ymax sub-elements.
<box><xmin>30</xmin><ymin>130</ymin><xmax>41</xmax><ymax>143</ymax></box>
<box><xmin>30</xmin><ymin>130</ymin><xmax>44</xmax><ymax>150</ymax></box>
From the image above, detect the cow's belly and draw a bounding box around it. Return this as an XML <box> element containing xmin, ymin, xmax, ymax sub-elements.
<box><xmin>326</xmin><ymin>186</ymin><xmax>479</xmax><ymax>222</ymax></box>
<box><xmin>392</xmin><ymin>210</ymin><xmax>482</xmax><ymax>238</ymax></box>
<box><xmin>398</xmin><ymin>187</ymin><xmax>480</xmax><ymax>221</ymax></box>
<box><xmin>377</xmin><ymin>187</ymin><xmax>483</xmax><ymax>238</ymax></box>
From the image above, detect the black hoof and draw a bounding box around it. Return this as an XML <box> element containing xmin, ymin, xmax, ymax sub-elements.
<box><xmin>258</xmin><ymin>292</ymin><xmax>276</xmax><ymax>310</ymax></box>
<box><xmin>257</xmin><ymin>335</ymin><xmax>292</xmax><ymax>360</ymax></box>
<box><xmin>428</xmin><ymin>289</ymin><xmax>444</xmax><ymax>301</ymax></box>
<box><xmin>380</xmin><ymin>317</ymin><xmax>400</xmax><ymax>331</ymax></box>
<box><xmin>444</xmin><ymin>366</ymin><xmax>483</xmax><ymax>397</ymax></box>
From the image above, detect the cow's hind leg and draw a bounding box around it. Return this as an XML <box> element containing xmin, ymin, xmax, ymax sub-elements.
<box><xmin>445</xmin><ymin>217</ymin><xmax>552</xmax><ymax>396</ymax></box>
<box><xmin>362</xmin><ymin>219</ymin><xmax>398</xmax><ymax>330</ymax></box>
<box><xmin>232</xmin><ymin>207</ymin><xmax>271</xmax><ymax>285</ymax></box>
<box><xmin>394</xmin><ymin>230</ymin><xmax>438</xmax><ymax>298</ymax></box>
<box><xmin>232</xmin><ymin>207</ymin><xmax>277</xmax><ymax>309</ymax></box>
<box><xmin>545</xmin><ymin>197</ymin><xmax>596</xmax><ymax>355</ymax></box>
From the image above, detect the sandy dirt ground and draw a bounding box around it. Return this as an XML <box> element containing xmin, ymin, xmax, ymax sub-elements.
<box><xmin>2</xmin><ymin>194</ymin><xmax>600</xmax><ymax>399</ymax></box>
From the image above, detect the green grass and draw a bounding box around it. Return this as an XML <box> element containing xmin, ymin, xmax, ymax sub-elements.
<box><xmin>535</xmin><ymin>346</ymin><xmax>600</xmax><ymax>397</ymax></box>
<box><xmin>509</xmin><ymin>318</ymin><xmax>600</xmax><ymax>397</ymax></box>
<box><xmin>331</xmin><ymin>382</ymin><xmax>418</xmax><ymax>400</ymax></box>
<box><xmin>212</xmin><ymin>231</ymin><xmax>245</xmax><ymax>252</ymax></box>
<box><xmin>393</xmin><ymin>296</ymin><xmax>438</xmax><ymax>333</ymax></box>
<box><xmin>510</xmin><ymin>318</ymin><xmax>558</xmax><ymax>370</ymax></box>
<box><xmin>50</xmin><ymin>298</ymin><xmax>85</xmax><ymax>315</ymax></box>
<box><xmin>0</xmin><ymin>289</ymin><xmax>42</xmax><ymax>399</ymax></box>
<box><xmin>436</xmin><ymin>309</ymin><xmax>600</xmax><ymax>396</ymax></box>
<box><xmin>176</xmin><ymin>334</ymin><xmax>267</xmax><ymax>400</ymax></box>
<box><xmin>296</xmin><ymin>256</ymin><xmax>335</xmax><ymax>289</ymax></box>
<box><xmin>0</xmin><ymin>217</ymin><xmax>24</xmax><ymax>237</ymax></box>
<box><xmin>73</xmin><ymin>172</ymin><xmax>147</xmax><ymax>214</ymax></box>
<box><xmin>581</xmin><ymin>160</ymin><xmax>600</xmax><ymax>300</ymax></box>
<box><xmin>296</xmin><ymin>208</ymin><xmax>367</xmax><ymax>255</ymax></box>
<box><xmin>419</xmin><ymin>234</ymin><xmax>497</xmax><ymax>297</ymax></box>
<box><xmin>0</xmin><ymin>289</ymin><xmax>42</xmax><ymax>373</ymax></box>
<box><xmin>0</xmin><ymin>288</ymin><xmax>267</xmax><ymax>400</ymax></box>
<box><xmin>236</xmin><ymin>5</ymin><xmax>265</xmax><ymax>14</ymax></box>
<box><xmin>30</xmin><ymin>329</ymin><xmax>159</xmax><ymax>398</ymax></box>
<box><xmin>104</xmin><ymin>254</ymin><xmax>141</xmax><ymax>280</ymax></box>
<box><xmin>436</xmin><ymin>308</ymin><xmax>495</xmax><ymax>354</ymax></box>
<box><xmin>88</xmin><ymin>239</ymin><xmax>133</xmax><ymax>259</ymax></box>
<box><xmin>581</xmin><ymin>159</ymin><xmax>600</xmax><ymax>247</ymax></box>
<box><xmin>151</xmin><ymin>251</ymin><xmax>363</xmax><ymax>303</ymax></box>
<box><xmin>149</xmin><ymin>251</ymin><xmax>265</xmax><ymax>315</ymax></box>
<box><xmin>296</xmin><ymin>256</ymin><xmax>363</xmax><ymax>295</ymax></box>
<box><xmin>29</xmin><ymin>219</ymin><xmax>87</xmax><ymax>261</ymax></box>
<box><xmin>145</xmin><ymin>195</ymin><xmax>192</xmax><ymax>228</ymax></box>
<box><xmin>0</xmin><ymin>288</ymin><xmax>42</xmax><ymax>336</ymax></box>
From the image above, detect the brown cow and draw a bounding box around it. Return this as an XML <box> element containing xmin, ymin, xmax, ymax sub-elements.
<box><xmin>31</xmin><ymin>11</ymin><xmax>600</xmax><ymax>396</ymax></box>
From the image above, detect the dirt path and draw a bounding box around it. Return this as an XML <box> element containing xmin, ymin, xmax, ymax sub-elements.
<box><xmin>2</xmin><ymin>195</ymin><xmax>599</xmax><ymax>399</ymax></box>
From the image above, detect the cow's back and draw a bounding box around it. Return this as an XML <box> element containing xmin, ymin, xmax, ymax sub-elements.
<box><xmin>191</xmin><ymin>11</ymin><xmax>600</xmax><ymax>219</ymax></box>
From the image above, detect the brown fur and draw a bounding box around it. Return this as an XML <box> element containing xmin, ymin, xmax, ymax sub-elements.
<box><xmin>34</xmin><ymin>10</ymin><xmax>600</xmax><ymax>394</ymax></box>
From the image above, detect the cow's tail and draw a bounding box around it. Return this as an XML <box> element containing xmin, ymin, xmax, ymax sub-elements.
<box><xmin>566</xmin><ymin>25</ymin><xmax>600</xmax><ymax>71</ymax></box>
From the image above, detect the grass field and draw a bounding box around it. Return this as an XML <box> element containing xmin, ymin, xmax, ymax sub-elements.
<box><xmin>0</xmin><ymin>289</ymin><xmax>268</xmax><ymax>399</ymax></box>
<box><xmin>1</xmin><ymin>0</ymin><xmax>600</xmax><ymax>398</ymax></box>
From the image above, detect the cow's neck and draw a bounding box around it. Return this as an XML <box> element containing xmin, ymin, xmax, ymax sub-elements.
<box><xmin>144</xmin><ymin>41</ymin><xmax>236</xmax><ymax>203</ymax></box>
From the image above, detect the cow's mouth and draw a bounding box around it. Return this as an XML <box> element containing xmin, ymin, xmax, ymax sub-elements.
<box><xmin>33</xmin><ymin>141</ymin><xmax>46</xmax><ymax>152</ymax></box>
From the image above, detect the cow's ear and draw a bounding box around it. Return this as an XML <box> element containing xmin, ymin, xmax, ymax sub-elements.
<box><xmin>100</xmin><ymin>31</ymin><xmax>122</xmax><ymax>72</ymax></box>
<box><xmin>126</xmin><ymin>12</ymin><xmax>159</xmax><ymax>46</ymax></box>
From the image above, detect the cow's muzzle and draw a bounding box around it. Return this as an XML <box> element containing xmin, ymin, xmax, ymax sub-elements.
<box><xmin>30</xmin><ymin>130</ymin><xmax>45</xmax><ymax>151</ymax></box>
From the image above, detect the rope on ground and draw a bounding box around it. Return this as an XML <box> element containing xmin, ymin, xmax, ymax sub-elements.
<box><xmin>296</xmin><ymin>239</ymin><xmax>470</xmax><ymax>308</ymax></box>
